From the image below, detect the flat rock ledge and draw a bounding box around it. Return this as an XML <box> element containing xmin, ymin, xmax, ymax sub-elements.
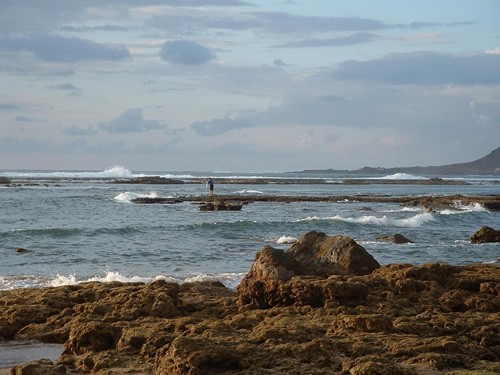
<box><xmin>132</xmin><ymin>194</ymin><xmax>500</xmax><ymax>213</ymax></box>
<box><xmin>1</xmin><ymin>231</ymin><xmax>499</xmax><ymax>375</ymax></box>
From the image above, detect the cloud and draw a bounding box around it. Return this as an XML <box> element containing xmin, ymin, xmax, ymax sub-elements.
<box><xmin>0</xmin><ymin>103</ymin><xmax>19</xmax><ymax>110</ymax></box>
<box><xmin>244</xmin><ymin>12</ymin><xmax>387</xmax><ymax>34</ymax></box>
<box><xmin>98</xmin><ymin>108</ymin><xmax>166</xmax><ymax>133</ymax></box>
<box><xmin>149</xmin><ymin>12</ymin><xmax>388</xmax><ymax>36</ymax></box>
<box><xmin>273</xmin><ymin>58</ymin><xmax>288</xmax><ymax>67</ymax></box>
<box><xmin>14</xmin><ymin>116</ymin><xmax>45</xmax><ymax>123</ymax></box>
<box><xmin>0</xmin><ymin>34</ymin><xmax>131</xmax><ymax>62</ymax></box>
<box><xmin>333</xmin><ymin>51</ymin><xmax>500</xmax><ymax>85</ymax></box>
<box><xmin>191</xmin><ymin>115</ymin><xmax>250</xmax><ymax>136</ymax></box>
<box><xmin>63</xmin><ymin>126</ymin><xmax>98</xmax><ymax>136</ymax></box>
<box><xmin>50</xmin><ymin>83</ymin><xmax>82</xmax><ymax>96</ymax></box>
<box><xmin>0</xmin><ymin>136</ymin><xmax>52</xmax><ymax>152</ymax></box>
<box><xmin>484</xmin><ymin>47</ymin><xmax>500</xmax><ymax>55</ymax></box>
<box><xmin>160</xmin><ymin>40</ymin><xmax>216</xmax><ymax>65</ymax></box>
<box><xmin>51</xmin><ymin>83</ymin><xmax>81</xmax><ymax>91</ymax></box>
<box><xmin>274</xmin><ymin>32</ymin><xmax>377</xmax><ymax>48</ymax></box>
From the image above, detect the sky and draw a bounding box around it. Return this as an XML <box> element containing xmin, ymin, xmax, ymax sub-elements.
<box><xmin>0</xmin><ymin>0</ymin><xmax>499</xmax><ymax>173</ymax></box>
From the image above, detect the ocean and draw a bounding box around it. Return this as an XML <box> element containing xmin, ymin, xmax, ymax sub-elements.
<box><xmin>1</xmin><ymin>167</ymin><xmax>499</xmax><ymax>291</ymax></box>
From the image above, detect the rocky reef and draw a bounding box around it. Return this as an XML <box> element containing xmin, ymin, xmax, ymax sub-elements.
<box><xmin>1</xmin><ymin>231</ymin><xmax>499</xmax><ymax>375</ymax></box>
<box><xmin>132</xmin><ymin>194</ymin><xmax>500</xmax><ymax>213</ymax></box>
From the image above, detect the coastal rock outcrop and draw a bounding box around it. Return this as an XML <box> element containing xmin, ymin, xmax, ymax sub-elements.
<box><xmin>237</xmin><ymin>231</ymin><xmax>380</xmax><ymax>308</ymax></box>
<box><xmin>470</xmin><ymin>226</ymin><xmax>500</xmax><ymax>243</ymax></box>
<box><xmin>2</xmin><ymin>233</ymin><xmax>500</xmax><ymax>375</ymax></box>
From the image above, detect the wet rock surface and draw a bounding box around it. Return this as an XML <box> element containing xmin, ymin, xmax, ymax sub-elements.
<box><xmin>376</xmin><ymin>233</ymin><xmax>414</xmax><ymax>243</ymax></box>
<box><xmin>131</xmin><ymin>194</ymin><xmax>500</xmax><ymax>213</ymax></box>
<box><xmin>198</xmin><ymin>199</ymin><xmax>245</xmax><ymax>211</ymax></box>
<box><xmin>1</xmin><ymin>232</ymin><xmax>499</xmax><ymax>375</ymax></box>
<box><xmin>470</xmin><ymin>226</ymin><xmax>500</xmax><ymax>243</ymax></box>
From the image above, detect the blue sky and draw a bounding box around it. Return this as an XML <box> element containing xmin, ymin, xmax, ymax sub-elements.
<box><xmin>0</xmin><ymin>0</ymin><xmax>499</xmax><ymax>172</ymax></box>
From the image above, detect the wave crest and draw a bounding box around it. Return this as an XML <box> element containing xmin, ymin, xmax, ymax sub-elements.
<box><xmin>298</xmin><ymin>212</ymin><xmax>435</xmax><ymax>228</ymax></box>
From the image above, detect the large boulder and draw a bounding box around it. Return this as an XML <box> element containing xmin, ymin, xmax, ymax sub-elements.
<box><xmin>470</xmin><ymin>226</ymin><xmax>500</xmax><ymax>243</ymax></box>
<box><xmin>288</xmin><ymin>231</ymin><xmax>380</xmax><ymax>276</ymax></box>
<box><xmin>238</xmin><ymin>231</ymin><xmax>380</xmax><ymax>308</ymax></box>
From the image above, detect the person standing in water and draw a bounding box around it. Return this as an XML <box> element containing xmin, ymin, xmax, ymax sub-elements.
<box><xmin>207</xmin><ymin>177</ymin><xmax>214</xmax><ymax>196</ymax></box>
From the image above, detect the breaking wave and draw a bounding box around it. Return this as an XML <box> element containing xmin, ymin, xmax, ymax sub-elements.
<box><xmin>298</xmin><ymin>212</ymin><xmax>435</xmax><ymax>228</ymax></box>
<box><xmin>114</xmin><ymin>191</ymin><xmax>159</xmax><ymax>203</ymax></box>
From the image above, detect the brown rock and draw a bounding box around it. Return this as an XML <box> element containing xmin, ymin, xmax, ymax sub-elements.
<box><xmin>199</xmin><ymin>199</ymin><xmax>243</xmax><ymax>211</ymax></box>
<box><xmin>470</xmin><ymin>226</ymin><xmax>500</xmax><ymax>243</ymax></box>
<box><xmin>64</xmin><ymin>321</ymin><xmax>122</xmax><ymax>355</ymax></box>
<box><xmin>377</xmin><ymin>233</ymin><xmax>414</xmax><ymax>243</ymax></box>
<box><xmin>15</xmin><ymin>248</ymin><xmax>31</xmax><ymax>253</ymax></box>
<box><xmin>238</xmin><ymin>231</ymin><xmax>380</xmax><ymax>308</ymax></box>
<box><xmin>288</xmin><ymin>231</ymin><xmax>380</xmax><ymax>276</ymax></box>
<box><xmin>7</xmin><ymin>359</ymin><xmax>66</xmax><ymax>375</ymax></box>
<box><xmin>1</xmin><ymin>243</ymin><xmax>499</xmax><ymax>375</ymax></box>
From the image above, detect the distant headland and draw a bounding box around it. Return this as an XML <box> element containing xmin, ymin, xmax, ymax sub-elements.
<box><xmin>298</xmin><ymin>146</ymin><xmax>500</xmax><ymax>175</ymax></box>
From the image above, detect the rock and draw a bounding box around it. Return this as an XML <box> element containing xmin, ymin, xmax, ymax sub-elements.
<box><xmin>377</xmin><ymin>234</ymin><xmax>414</xmax><ymax>243</ymax></box>
<box><xmin>0</xmin><ymin>176</ymin><xmax>11</xmax><ymax>185</ymax></box>
<box><xmin>287</xmin><ymin>230</ymin><xmax>380</xmax><ymax>276</ymax></box>
<box><xmin>199</xmin><ymin>200</ymin><xmax>243</xmax><ymax>211</ymax></box>
<box><xmin>470</xmin><ymin>226</ymin><xmax>500</xmax><ymax>243</ymax></box>
<box><xmin>114</xmin><ymin>176</ymin><xmax>185</xmax><ymax>184</ymax></box>
<box><xmin>237</xmin><ymin>231</ymin><xmax>380</xmax><ymax>308</ymax></box>
<box><xmin>8</xmin><ymin>359</ymin><xmax>66</xmax><ymax>375</ymax></box>
<box><xmin>1</xmin><ymin>241</ymin><xmax>499</xmax><ymax>374</ymax></box>
<box><xmin>132</xmin><ymin>197</ymin><xmax>183</xmax><ymax>204</ymax></box>
<box><xmin>15</xmin><ymin>247</ymin><xmax>31</xmax><ymax>253</ymax></box>
<box><xmin>483</xmin><ymin>201</ymin><xmax>500</xmax><ymax>211</ymax></box>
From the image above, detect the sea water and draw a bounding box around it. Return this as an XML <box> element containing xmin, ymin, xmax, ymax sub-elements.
<box><xmin>0</xmin><ymin>167</ymin><xmax>499</xmax><ymax>291</ymax></box>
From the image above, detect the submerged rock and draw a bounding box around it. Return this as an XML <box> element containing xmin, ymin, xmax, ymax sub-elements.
<box><xmin>376</xmin><ymin>233</ymin><xmax>414</xmax><ymax>243</ymax></box>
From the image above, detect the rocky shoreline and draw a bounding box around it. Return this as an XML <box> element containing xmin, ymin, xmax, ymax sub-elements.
<box><xmin>1</xmin><ymin>231</ymin><xmax>499</xmax><ymax>375</ymax></box>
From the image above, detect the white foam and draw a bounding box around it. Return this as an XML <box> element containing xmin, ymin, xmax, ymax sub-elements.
<box><xmin>234</xmin><ymin>189</ymin><xmax>264</xmax><ymax>194</ymax></box>
<box><xmin>378</xmin><ymin>173</ymin><xmax>427</xmax><ymax>180</ymax></box>
<box><xmin>1</xmin><ymin>166</ymin><xmax>134</xmax><ymax>179</ymax></box>
<box><xmin>44</xmin><ymin>271</ymin><xmax>246</xmax><ymax>290</ymax></box>
<box><xmin>276</xmin><ymin>235</ymin><xmax>297</xmax><ymax>244</ymax></box>
<box><xmin>113</xmin><ymin>191</ymin><xmax>159</xmax><ymax>203</ymax></box>
<box><xmin>185</xmin><ymin>272</ymin><xmax>245</xmax><ymax>289</ymax></box>
<box><xmin>440</xmin><ymin>202</ymin><xmax>488</xmax><ymax>215</ymax></box>
<box><xmin>298</xmin><ymin>212</ymin><xmax>435</xmax><ymax>228</ymax></box>
<box><xmin>50</xmin><ymin>274</ymin><xmax>78</xmax><ymax>287</ymax></box>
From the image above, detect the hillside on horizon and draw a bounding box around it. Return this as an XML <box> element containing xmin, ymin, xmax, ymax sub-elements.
<box><xmin>301</xmin><ymin>146</ymin><xmax>500</xmax><ymax>175</ymax></box>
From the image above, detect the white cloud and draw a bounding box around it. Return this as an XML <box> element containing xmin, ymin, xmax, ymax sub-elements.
<box><xmin>484</xmin><ymin>47</ymin><xmax>500</xmax><ymax>55</ymax></box>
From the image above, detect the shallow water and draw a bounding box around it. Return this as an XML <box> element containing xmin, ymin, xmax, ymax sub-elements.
<box><xmin>0</xmin><ymin>170</ymin><xmax>499</xmax><ymax>291</ymax></box>
<box><xmin>0</xmin><ymin>341</ymin><xmax>63</xmax><ymax>369</ymax></box>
